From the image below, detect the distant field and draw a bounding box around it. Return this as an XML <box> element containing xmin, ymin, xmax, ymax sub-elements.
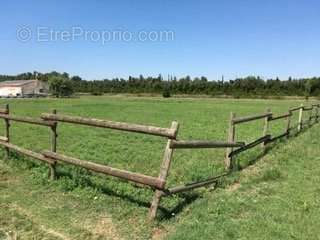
<box><xmin>0</xmin><ymin>96</ymin><xmax>319</xmax><ymax>239</ymax></box>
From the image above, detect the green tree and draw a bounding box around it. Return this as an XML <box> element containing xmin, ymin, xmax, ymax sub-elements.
<box><xmin>49</xmin><ymin>76</ymin><xmax>74</xmax><ymax>97</ymax></box>
<box><xmin>162</xmin><ymin>82</ymin><xmax>171</xmax><ymax>98</ymax></box>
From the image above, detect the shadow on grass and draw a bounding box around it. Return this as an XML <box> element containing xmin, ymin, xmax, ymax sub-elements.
<box><xmin>158</xmin><ymin>192</ymin><xmax>201</xmax><ymax>221</ymax></box>
<box><xmin>235</xmin><ymin>120</ymin><xmax>318</xmax><ymax>171</ymax></box>
<box><xmin>55</xmin><ymin>166</ymin><xmax>202</xmax><ymax>218</ymax></box>
<box><xmin>3</xmin><ymin>150</ymin><xmax>202</xmax><ymax>219</ymax></box>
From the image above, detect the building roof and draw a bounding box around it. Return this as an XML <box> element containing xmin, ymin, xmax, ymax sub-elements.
<box><xmin>0</xmin><ymin>80</ymin><xmax>38</xmax><ymax>87</ymax></box>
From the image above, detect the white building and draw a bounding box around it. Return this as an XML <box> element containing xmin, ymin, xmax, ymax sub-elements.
<box><xmin>0</xmin><ymin>80</ymin><xmax>48</xmax><ymax>97</ymax></box>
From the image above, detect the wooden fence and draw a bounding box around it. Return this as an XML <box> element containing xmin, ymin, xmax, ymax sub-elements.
<box><xmin>225</xmin><ymin>103</ymin><xmax>320</xmax><ymax>171</ymax></box>
<box><xmin>0</xmin><ymin>103</ymin><xmax>319</xmax><ymax>220</ymax></box>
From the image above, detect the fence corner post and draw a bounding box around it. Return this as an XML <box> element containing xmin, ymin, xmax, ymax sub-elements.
<box><xmin>49</xmin><ymin>109</ymin><xmax>57</xmax><ymax>180</ymax></box>
<box><xmin>4</xmin><ymin>104</ymin><xmax>10</xmax><ymax>159</ymax></box>
<box><xmin>298</xmin><ymin>104</ymin><xmax>304</xmax><ymax>132</ymax></box>
<box><xmin>149</xmin><ymin>121</ymin><xmax>179</xmax><ymax>221</ymax></box>
<box><xmin>225</xmin><ymin>112</ymin><xmax>236</xmax><ymax>171</ymax></box>
<box><xmin>262</xmin><ymin>108</ymin><xmax>271</xmax><ymax>152</ymax></box>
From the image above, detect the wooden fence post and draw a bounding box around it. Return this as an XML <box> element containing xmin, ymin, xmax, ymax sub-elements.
<box><xmin>225</xmin><ymin>112</ymin><xmax>236</xmax><ymax>170</ymax></box>
<box><xmin>49</xmin><ymin>109</ymin><xmax>57</xmax><ymax>180</ymax></box>
<box><xmin>4</xmin><ymin>104</ymin><xmax>10</xmax><ymax>159</ymax></box>
<box><xmin>149</xmin><ymin>121</ymin><xmax>179</xmax><ymax>220</ymax></box>
<box><xmin>298</xmin><ymin>104</ymin><xmax>303</xmax><ymax>132</ymax></box>
<box><xmin>262</xmin><ymin>108</ymin><xmax>271</xmax><ymax>152</ymax></box>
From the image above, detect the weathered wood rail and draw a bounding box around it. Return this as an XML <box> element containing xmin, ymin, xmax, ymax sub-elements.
<box><xmin>232</xmin><ymin>113</ymin><xmax>273</xmax><ymax>125</ymax></box>
<box><xmin>41</xmin><ymin>113</ymin><xmax>177</xmax><ymax>138</ymax></box>
<box><xmin>266</xmin><ymin>132</ymin><xmax>289</xmax><ymax>143</ymax></box>
<box><xmin>170</xmin><ymin>140</ymin><xmax>245</xmax><ymax>149</ymax></box>
<box><xmin>269</xmin><ymin>112</ymin><xmax>291</xmax><ymax>121</ymax></box>
<box><xmin>0</xmin><ymin>102</ymin><xmax>319</xmax><ymax>220</ymax></box>
<box><xmin>0</xmin><ymin>113</ymin><xmax>55</xmax><ymax>127</ymax></box>
<box><xmin>289</xmin><ymin>106</ymin><xmax>303</xmax><ymax>112</ymax></box>
<box><xmin>42</xmin><ymin>151</ymin><xmax>165</xmax><ymax>189</ymax></box>
<box><xmin>163</xmin><ymin>173</ymin><xmax>228</xmax><ymax>196</ymax></box>
<box><xmin>0</xmin><ymin>140</ymin><xmax>54</xmax><ymax>164</ymax></box>
<box><xmin>228</xmin><ymin>135</ymin><xmax>271</xmax><ymax>158</ymax></box>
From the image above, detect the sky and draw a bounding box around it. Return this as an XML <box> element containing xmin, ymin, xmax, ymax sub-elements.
<box><xmin>0</xmin><ymin>0</ymin><xmax>319</xmax><ymax>80</ymax></box>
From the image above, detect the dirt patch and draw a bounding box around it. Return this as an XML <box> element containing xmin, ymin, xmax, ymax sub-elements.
<box><xmin>0</xmin><ymin>165</ymin><xmax>19</xmax><ymax>188</ymax></box>
<box><xmin>226</xmin><ymin>182</ymin><xmax>241</xmax><ymax>192</ymax></box>
<box><xmin>152</xmin><ymin>227</ymin><xmax>168</xmax><ymax>240</ymax></box>
<box><xmin>0</xmin><ymin>168</ymin><xmax>12</xmax><ymax>181</ymax></box>
<box><xmin>83</xmin><ymin>216</ymin><xmax>122</xmax><ymax>240</ymax></box>
<box><xmin>243</xmin><ymin>164</ymin><xmax>261</xmax><ymax>176</ymax></box>
<box><xmin>11</xmin><ymin>204</ymin><xmax>72</xmax><ymax>240</ymax></box>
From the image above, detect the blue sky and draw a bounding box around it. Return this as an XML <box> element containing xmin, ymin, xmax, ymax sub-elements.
<box><xmin>0</xmin><ymin>0</ymin><xmax>319</xmax><ymax>80</ymax></box>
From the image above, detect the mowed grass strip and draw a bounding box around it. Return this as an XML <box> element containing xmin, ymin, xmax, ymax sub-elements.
<box><xmin>0</xmin><ymin>96</ymin><xmax>319</xmax><ymax>239</ymax></box>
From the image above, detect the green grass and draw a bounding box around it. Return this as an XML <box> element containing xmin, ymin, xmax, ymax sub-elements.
<box><xmin>0</xmin><ymin>96</ymin><xmax>319</xmax><ymax>239</ymax></box>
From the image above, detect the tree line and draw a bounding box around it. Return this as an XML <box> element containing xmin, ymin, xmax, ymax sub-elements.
<box><xmin>0</xmin><ymin>71</ymin><xmax>319</xmax><ymax>98</ymax></box>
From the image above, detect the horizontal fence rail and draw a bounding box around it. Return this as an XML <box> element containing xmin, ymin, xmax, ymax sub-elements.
<box><xmin>229</xmin><ymin>135</ymin><xmax>271</xmax><ymax>158</ymax></box>
<box><xmin>0</xmin><ymin>113</ymin><xmax>55</xmax><ymax>127</ymax></box>
<box><xmin>41</xmin><ymin>113</ymin><xmax>177</xmax><ymax>138</ymax></box>
<box><xmin>43</xmin><ymin>151</ymin><xmax>165</xmax><ymax>189</ymax></box>
<box><xmin>170</xmin><ymin>140</ymin><xmax>245</xmax><ymax>149</ymax></box>
<box><xmin>289</xmin><ymin>106</ymin><xmax>304</xmax><ymax>112</ymax></box>
<box><xmin>266</xmin><ymin>132</ymin><xmax>289</xmax><ymax>144</ymax></box>
<box><xmin>303</xmin><ymin>106</ymin><xmax>313</xmax><ymax>111</ymax></box>
<box><xmin>269</xmin><ymin>112</ymin><xmax>291</xmax><ymax>121</ymax></box>
<box><xmin>0</xmin><ymin>140</ymin><xmax>54</xmax><ymax>164</ymax></box>
<box><xmin>0</xmin><ymin>108</ymin><xmax>9</xmax><ymax>114</ymax></box>
<box><xmin>164</xmin><ymin>173</ymin><xmax>228</xmax><ymax>196</ymax></box>
<box><xmin>0</xmin><ymin>136</ymin><xmax>8</xmax><ymax>142</ymax></box>
<box><xmin>232</xmin><ymin>113</ymin><xmax>272</xmax><ymax>125</ymax></box>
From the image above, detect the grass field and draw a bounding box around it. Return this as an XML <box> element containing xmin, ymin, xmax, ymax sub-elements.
<box><xmin>0</xmin><ymin>96</ymin><xmax>319</xmax><ymax>239</ymax></box>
